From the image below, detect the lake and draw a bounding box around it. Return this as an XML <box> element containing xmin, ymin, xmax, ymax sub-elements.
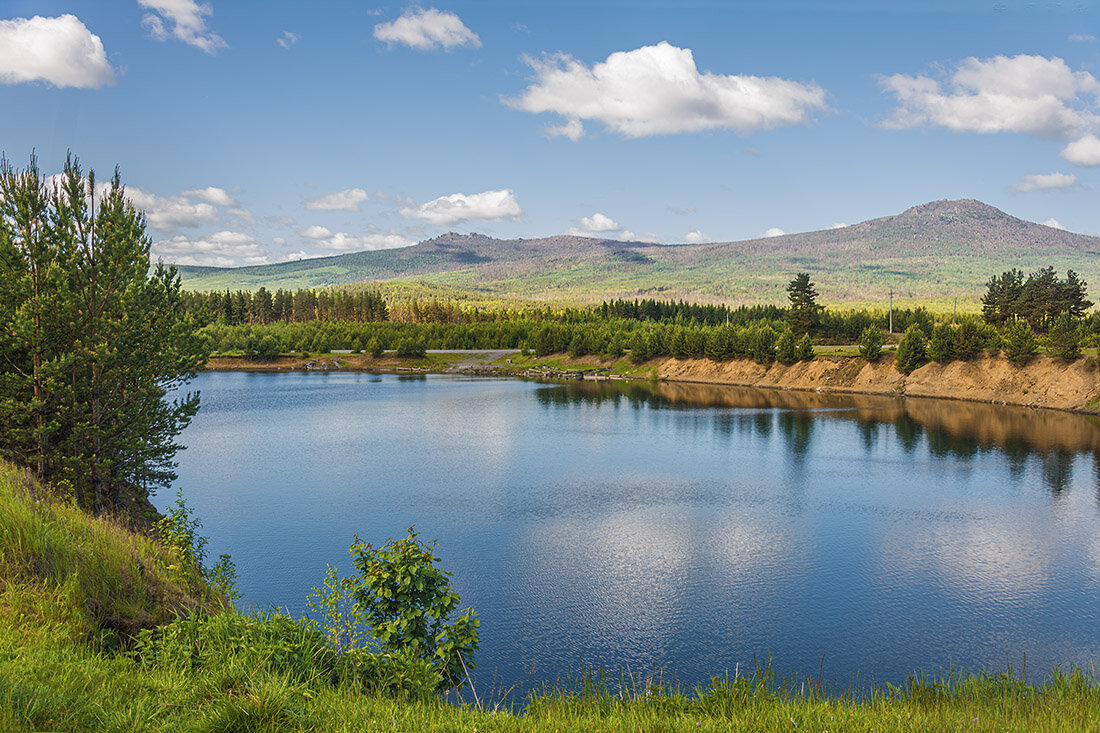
<box><xmin>166</xmin><ymin>371</ymin><xmax>1100</xmax><ymax>696</ymax></box>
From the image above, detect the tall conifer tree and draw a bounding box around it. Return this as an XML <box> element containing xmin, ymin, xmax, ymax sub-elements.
<box><xmin>0</xmin><ymin>155</ymin><xmax>207</xmax><ymax>514</ymax></box>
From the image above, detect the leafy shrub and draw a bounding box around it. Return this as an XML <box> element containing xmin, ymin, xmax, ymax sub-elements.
<box><xmin>154</xmin><ymin>490</ymin><xmax>239</xmax><ymax>602</ymax></box>
<box><xmin>858</xmin><ymin>326</ymin><xmax>884</xmax><ymax>361</ymax></box>
<box><xmin>350</xmin><ymin>528</ymin><xmax>479</xmax><ymax>691</ymax></box>
<box><xmin>1003</xmin><ymin>320</ymin><xmax>1038</xmax><ymax>366</ymax></box>
<box><xmin>368</xmin><ymin>336</ymin><xmax>384</xmax><ymax>358</ymax></box>
<box><xmin>895</xmin><ymin>324</ymin><xmax>928</xmax><ymax>374</ymax></box>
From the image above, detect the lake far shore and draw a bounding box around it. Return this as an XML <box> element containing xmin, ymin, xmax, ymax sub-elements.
<box><xmin>205</xmin><ymin>350</ymin><xmax>1100</xmax><ymax>414</ymax></box>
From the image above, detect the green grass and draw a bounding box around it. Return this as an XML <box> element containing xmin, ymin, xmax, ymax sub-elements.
<box><xmin>2</xmin><ymin>458</ymin><xmax>1099</xmax><ymax>732</ymax></box>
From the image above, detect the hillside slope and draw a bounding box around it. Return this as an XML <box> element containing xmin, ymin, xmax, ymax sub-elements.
<box><xmin>177</xmin><ymin>199</ymin><xmax>1100</xmax><ymax>305</ymax></box>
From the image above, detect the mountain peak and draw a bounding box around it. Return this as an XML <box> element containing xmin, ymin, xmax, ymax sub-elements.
<box><xmin>896</xmin><ymin>198</ymin><xmax>1008</xmax><ymax>221</ymax></box>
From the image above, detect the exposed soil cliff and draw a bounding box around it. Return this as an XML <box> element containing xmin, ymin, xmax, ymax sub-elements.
<box><xmin>656</xmin><ymin>354</ymin><xmax>1100</xmax><ymax>413</ymax></box>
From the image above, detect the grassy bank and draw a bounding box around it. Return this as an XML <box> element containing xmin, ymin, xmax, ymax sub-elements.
<box><xmin>2</xmin><ymin>459</ymin><xmax>1099</xmax><ymax>732</ymax></box>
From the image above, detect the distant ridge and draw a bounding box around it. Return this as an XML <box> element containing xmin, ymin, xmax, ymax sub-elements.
<box><xmin>176</xmin><ymin>200</ymin><xmax>1100</xmax><ymax>304</ymax></box>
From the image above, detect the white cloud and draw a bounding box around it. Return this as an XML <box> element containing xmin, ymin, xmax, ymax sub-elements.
<box><xmin>1042</xmin><ymin>218</ymin><xmax>1067</xmax><ymax>230</ymax></box>
<box><xmin>299</xmin><ymin>225</ymin><xmax>333</xmax><ymax>239</ymax></box>
<box><xmin>272</xmin><ymin>236</ymin><xmax>286</xmax><ymax>246</ymax></box>
<box><xmin>1060</xmin><ymin>134</ymin><xmax>1100</xmax><ymax>166</ymax></box>
<box><xmin>182</xmin><ymin>186</ymin><xmax>237</xmax><ymax>206</ymax></box>
<box><xmin>830</xmin><ymin>222</ymin><xmax>848</xmax><ymax>229</ymax></box>
<box><xmin>305</xmin><ymin>231</ymin><xmax>414</xmax><ymax>252</ymax></box>
<box><xmin>280</xmin><ymin>250</ymin><xmax>326</xmax><ymax>262</ymax></box>
<box><xmin>400</xmin><ymin>189</ymin><xmax>522</xmax><ymax>225</ymax></box>
<box><xmin>151</xmin><ymin>230</ymin><xmax>268</xmax><ymax>266</ymax></box>
<box><xmin>227</xmin><ymin>207</ymin><xmax>253</xmax><ymax>222</ymax></box>
<box><xmin>619</xmin><ymin>230</ymin><xmax>662</xmax><ymax>244</ymax></box>
<box><xmin>506</xmin><ymin>42</ymin><xmax>827</xmax><ymax>140</ymax></box>
<box><xmin>304</xmin><ymin>188</ymin><xmax>369</xmax><ymax>212</ymax></box>
<box><xmin>580</xmin><ymin>212</ymin><xmax>620</xmax><ymax>232</ymax></box>
<box><xmin>1011</xmin><ymin>172</ymin><xmax>1078</xmax><ymax>193</ymax></box>
<box><xmin>127</xmin><ymin>187</ymin><xmax>218</xmax><ymax>232</ymax></box>
<box><xmin>0</xmin><ymin>15</ymin><xmax>115</xmax><ymax>88</ymax></box>
<box><xmin>277</xmin><ymin>30</ymin><xmax>298</xmax><ymax>48</ymax></box>
<box><xmin>139</xmin><ymin>0</ymin><xmax>227</xmax><ymax>54</ymax></box>
<box><xmin>764</xmin><ymin>227</ymin><xmax>786</xmax><ymax>238</ymax></box>
<box><xmin>1069</xmin><ymin>34</ymin><xmax>1097</xmax><ymax>42</ymax></box>
<box><xmin>880</xmin><ymin>54</ymin><xmax>1100</xmax><ymax>140</ymax></box>
<box><xmin>373</xmin><ymin>9</ymin><xmax>480</xmax><ymax>51</ymax></box>
<box><xmin>683</xmin><ymin>227</ymin><xmax>713</xmax><ymax>244</ymax></box>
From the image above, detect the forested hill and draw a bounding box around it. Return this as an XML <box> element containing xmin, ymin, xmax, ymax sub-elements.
<box><xmin>176</xmin><ymin>199</ymin><xmax>1100</xmax><ymax>304</ymax></box>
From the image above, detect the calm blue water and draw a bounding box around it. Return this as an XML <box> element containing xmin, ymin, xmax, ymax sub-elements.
<box><xmin>166</xmin><ymin>371</ymin><xmax>1100</xmax><ymax>695</ymax></box>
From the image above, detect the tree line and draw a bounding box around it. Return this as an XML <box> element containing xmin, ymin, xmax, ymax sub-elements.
<box><xmin>980</xmin><ymin>266</ymin><xmax>1092</xmax><ymax>329</ymax></box>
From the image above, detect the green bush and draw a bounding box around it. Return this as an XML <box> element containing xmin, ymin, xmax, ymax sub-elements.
<box><xmin>927</xmin><ymin>324</ymin><xmax>955</xmax><ymax>363</ymax></box>
<box><xmin>1047</xmin><ymin>314</ymin><xmax>1083</xmax><ymax>362</ymax></box>
<box><xmin>952</xmin><ymin>321</ymin><xmax>981</xmax><ymax>360</ymax></box>
<box><xmin>394</xmin><ymin>338</ymin><xmax>426</xmax><ymax>359</ymax></box>
<box><xmin>858</xmin><ymin>326</ymin><xmax>884</xmax><ymax>361</ymax></box>
<box><xmin>747</xmin><ymin>323</ymin><xmax>776</xmax><ymax>364</ymax></box>
<box><xmin>350</xmin><ymin>528</ymin><xmax>479</xmax><ymax>691</ymax></box>
<box><xmin>796</xmin><ymin>334</ymin><xmax>814</xmax><ymax>361</ymax></box>
<box><xmin>895</xmin><ymin>324</ymin><xmax>928</xmax><ymax>374</ymax></box>
<box><xmin>775</xmin><ymin>328</ymin><xmax>797</xmax><ymax>364</ymax></box>
<box><xmin>1003</xmin><ymin>320</ymin><xmax>1038</xmax><ymax>366</ymax></box>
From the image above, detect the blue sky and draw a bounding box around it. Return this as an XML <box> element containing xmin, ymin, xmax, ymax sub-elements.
<box><xmin>1</xmin><ymin>0</ymin><xmax>1098</xmax><ymax>266</ymax></box>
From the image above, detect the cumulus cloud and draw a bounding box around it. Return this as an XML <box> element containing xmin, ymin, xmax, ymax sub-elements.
<box><xmin>299</xmin><ymin>225</ymin><xmax>333</xmax><ymax>239</ymax></box>
<box><xmin>315</xmin><ymin>232</ymin><xmax>413</xmax><ymax>251</ymax></box>
<box><xmin>1011</xmin><ymin>172</ymin><xmax>1078</xmax><ymax>193</ymax></box>
<box><xmin>683</xmin><ymin>227</ymin><xmax>713</xmax><ymax>244</ymax></box>
<box><xmin>373</xmin><ymin>9</ymin><xmax>480</xmax><ymax>51</ymax></box>
<box><xmin>151</xmin><ymin>230</ymin><xmax>268</xmax><ymax>267</ymax></box>
<box><xmin>880</xmin><ymin>54</ymin><xmax>1100</xmax><ymax>140</ymax></box>
<box><xmin>0</xmin><ymin>14</ymin><xmax>115</xmax><ymax>88</ymax></box>
<box><xmin>618</xmin><ymin>230</ymin><xmax>662</xmax><ymax>243</ymax></box>
<box><xmin>579</xmin><ymin>212</ymin><xmax>620</xmax><ymax>232</ymax></box>
<box><xmin>298</xmin><ymin>229</ymin><xmax>413</xmax><ymax>252</ymax></box>
<box><xmin>182</xmin><ymin>186</ymin><xmax>237</xmax><ymax>206</ymax></box>
<box><xmin>1042</xmin><ymin>218</ymin><xmax>1067</xmax><ymax>230</ymax></box>
<box><xmin>1060</xmin><ymin>134</ymin><xmax>1100</xmax><ymax>166</ymax></box>
<box><xmin>400</xmin><ymin>189</ymin><xmax>522</xmax><ymax>225</ymax></box>
<box><xmin>506</xmin><ymin>42</ymin><xmax>827</xmax><ymax>140</ymax></box>
<box><xmin>277</xmin><ymin>30</ymin><xmax>298</xmax><ymax>48</ymax></box>
<box><xmin>830</xmin><ymin>222</ymin><xmax>848</xmax><ymax>229</ymax></box>
<box><xmin>139</xmin><ymin>0</ymin><xmax>227</xmax><ymax>54</ymax></box>
<box><xmin>304</xmin><ymin>187</ymin><xmax>369</xmax><ymax>212</ymax></box>
<box><xmin>127</xmin><ymin>187</ymin><xmax>219</xmax><ymax>232</ymax></box>
<box><xmin>764</xmin><ymin>227</ymin><xmax>786</xmax><ymax>238</ymax></box>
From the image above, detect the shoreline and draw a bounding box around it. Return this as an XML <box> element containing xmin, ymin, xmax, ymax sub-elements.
<box><xmin>204</xmin><ymin>351</ymin><xmax>1100</xmax><ymax>415</ymax></box>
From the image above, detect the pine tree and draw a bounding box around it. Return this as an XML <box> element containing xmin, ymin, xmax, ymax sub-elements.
<box><xmin>786</xmin><ymin>273</ymin><xmax>822</xmax><ymax>336</ymax></box>
<box><xmin>0</xmin><ymin>155</ymin><xmax>207</xmax><ymax>514</ymax></box>
<box><xmin>894</xmin><ymin>324</ymin><xmax>928</xmax><ymax>374</ymax></box>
